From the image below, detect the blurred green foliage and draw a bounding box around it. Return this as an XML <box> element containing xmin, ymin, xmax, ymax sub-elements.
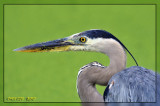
<box><xmin>4</xmin><ymin>5</ymin><xmax>156</xmax><ymax>102</ymax></box>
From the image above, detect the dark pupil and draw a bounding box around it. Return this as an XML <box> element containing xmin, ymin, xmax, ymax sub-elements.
<box><xmin>81</xmin><ymin>38</ymin><xmax>85</xmax><ymax>42</ymax></box>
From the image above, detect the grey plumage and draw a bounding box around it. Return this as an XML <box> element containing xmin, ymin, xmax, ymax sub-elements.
<box><xmin>104</xmin><ymin>66</ymin><xmax>160</xmax><ymax>102</ymax></box>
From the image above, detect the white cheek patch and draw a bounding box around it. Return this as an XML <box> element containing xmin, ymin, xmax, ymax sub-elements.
<box><xmin>69</xmin><ymin>46</ymin><xmax>86</xmax><ymax>51</ymax></box>
<box><xmin>69</xmin><ymin>38</ymin><xmax>108</xmax><ymax>52</ymax></box>
<box><xmin>86</xmin><ymin>38</ymin><xmax>107</xmax><ymax>52</ymax></box>
<box><xmin>86</xmin><ymin>38</ymin><xmax>104</xmax><ymax>45</ymax></box>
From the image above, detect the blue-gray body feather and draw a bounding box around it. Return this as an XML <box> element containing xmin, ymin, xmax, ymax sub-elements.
<box><xmin>103</xmin><ymin>66</ymin><xmax>160</xmax><ymax>106</ymax></box>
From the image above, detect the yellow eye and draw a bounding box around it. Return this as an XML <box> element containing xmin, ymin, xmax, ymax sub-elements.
<box><xmin>79</xmin><ymin>37</ymin><xmax>87</xmax><ymax>43</ymax></box>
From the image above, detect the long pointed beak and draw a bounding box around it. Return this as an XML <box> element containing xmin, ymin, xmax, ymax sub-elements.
<box><xmin>14</xmin><ymin>37</ymin><xmax>74</xmax><ymax>52</ymax></box>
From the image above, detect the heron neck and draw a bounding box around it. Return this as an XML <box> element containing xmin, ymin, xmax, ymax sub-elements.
<box><xmin>77</xmin><ymin>71</ymin><xmax>105</xmax><ymax>106</ymax></box>
<box><xmin>96</xmin><ymin>39</ymin><xmax>126</xmax><ymax>78</ymax></box>
<box><xmin>106</xmin><ymin>40</ymin><xmax>126</xmax><ymax>77</ymax></box>
<box><xmin>77</xmin><ymin>78</ymin><xmax>104</xmax><ymax>102</ymax></box>
<box><xmin>77</xmin><ymin>39</ymin><xmax>126</xmax><ymax>103</ymax></box>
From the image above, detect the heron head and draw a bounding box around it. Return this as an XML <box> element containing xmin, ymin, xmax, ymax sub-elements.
<box><xmin>14</xmin><ymin>29</ymin><xmax>118</xmax><ymax>53</ymax></box>
<box><xmin>14</xmin><ymin>29</ymin><xmax>138</xmax><ymax>66</ymax></box>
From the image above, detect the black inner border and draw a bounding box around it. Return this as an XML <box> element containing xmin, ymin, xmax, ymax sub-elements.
<box><xmin>3</xmin><ymin>4</ymin><xmax>157</xmax><ymax>103</ymax></box>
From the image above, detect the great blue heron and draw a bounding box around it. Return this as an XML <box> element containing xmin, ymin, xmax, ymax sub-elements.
<box><xmin>14</xmin><ymin>30</ymin><xmax>160</xmax><ymax>106</ymax></box>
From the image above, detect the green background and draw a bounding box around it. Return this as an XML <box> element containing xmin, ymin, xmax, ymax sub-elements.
<box><xmin>4</xmin><ymin>5</ymin><xmax>156</xmax><ymax>102</ymax></box>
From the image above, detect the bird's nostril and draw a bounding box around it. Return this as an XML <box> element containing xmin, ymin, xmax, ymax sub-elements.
<box><xmin>41</xmin><ymin>47</ymin><xmax>45</xmax><ymax>50</ymax></box>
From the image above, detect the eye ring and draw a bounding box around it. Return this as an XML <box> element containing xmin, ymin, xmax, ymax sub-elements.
<box><xmin>79</xmin><ymin>37</ymin><xmax>87</xmax><ymax>43</ymax></box>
